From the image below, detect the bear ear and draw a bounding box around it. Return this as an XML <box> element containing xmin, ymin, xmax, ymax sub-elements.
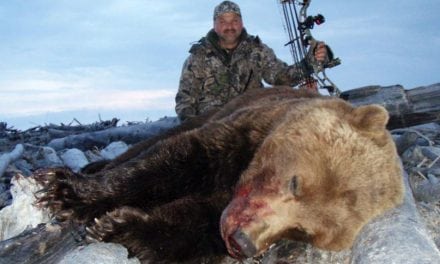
<box><xmin>351</xmin><ymin>104</ymin><xmax>389</xmax><ymax>132</ymax></box>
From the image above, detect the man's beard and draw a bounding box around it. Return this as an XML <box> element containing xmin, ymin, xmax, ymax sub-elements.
<box><xmin>220</xmin><ymin>30</ymin><xmax>240</xmax><ymax>46</ymax></box>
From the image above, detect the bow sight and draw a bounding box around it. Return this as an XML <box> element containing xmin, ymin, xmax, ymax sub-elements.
<box><xmin>279</xmin><ymin>0</ymin><xmax>341</xmax><ymax>96</ymax></box>
<box><xmin>300</xmin><ymin>14</ymin><xmax>325</xmax><ymax>30</ymax></box>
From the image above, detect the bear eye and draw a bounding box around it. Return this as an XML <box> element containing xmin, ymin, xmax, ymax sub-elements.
<box><xmin>289</xmin><ymin>175</ymin><xmax>299</xmax><ymax>196</ymax></box>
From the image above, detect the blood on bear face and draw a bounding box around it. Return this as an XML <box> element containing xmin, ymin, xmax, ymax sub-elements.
<box><xmin>220</xmin><ymin>158</ymin><xmax>313</xmax><ymax>259</ymax></box>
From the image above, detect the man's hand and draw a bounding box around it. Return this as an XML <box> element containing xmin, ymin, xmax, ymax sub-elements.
<box><xmin>314</xmin><ymin>42</ymin><xmax>328</xmax><ymax>63</ymax></box>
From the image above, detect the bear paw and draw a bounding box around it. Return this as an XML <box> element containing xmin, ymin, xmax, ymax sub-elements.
<box><xmin>86</xmin><ymin>206</ymin><xmax>152</xmax><ymax>259</ymax></box>
<box><xmin>34</xmin><ymin>168</ymin><xmax>84</xmax><ymax>223</ymax></box>
<box><xmin>86</xmin><ymin>206</ymin><xmax>150</xmax><ymax>242</ymax></box>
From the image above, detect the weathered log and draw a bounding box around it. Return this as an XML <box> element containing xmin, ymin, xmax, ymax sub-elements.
<box><xmin>350</xmin><ymin>168</ymin><xmax>440</xmax><ymax>264</ymax></box>
<box><xmin>0</xmin><ymin>223</ymin><xmax>142</xmax><ymax>264</ymax></box>
<box><xmin>412</xmin><ymin>175</ymin><xmax>440</xmax><ymax>204</ymax></box>
<box><xmin>393</xmin><ymin>131</ymin><xmax>420</xmax><ymax>155</ymax></box>
<box><xmin>0</xmin><ymin>175</ymin><xmax>51</xmax><ymax>241</ymax></box>
<box><xmin>0</xmin><ymin>223</ymin><xmax>81</xmax><ymax>264</ymax></box>
<box><xmin>0</xmin><ymin>144</ymin><xmax>24</xmax><ymax>178</ymax></box>
<box><xmin>59</xmin><ymin>242</ymin><xmax>140</xmax><ymax>264</ymax></box>
<box><xmin>47</xmin><ymin>117</ymin><xmax>179</xmax><ymax>151</ymax></box>
<box><xmin>341</xmin><ymin>83</ymin><xmax>440</xmax><ymax>129</ymax></box>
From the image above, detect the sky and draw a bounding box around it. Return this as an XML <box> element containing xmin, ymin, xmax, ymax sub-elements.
<box><xmin>0</xmin><ymin>0</ymin><xmax>439</xmax><ymax>130</ymax></box>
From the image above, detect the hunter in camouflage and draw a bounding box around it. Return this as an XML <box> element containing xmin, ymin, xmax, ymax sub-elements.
<box><xmin>175</xmin><ymin>1</ymin><xmax>327</xmax><ymax>121</ymax></box>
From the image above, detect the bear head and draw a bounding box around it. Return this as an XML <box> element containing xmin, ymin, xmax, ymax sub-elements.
<box><xmin>220</xmin><ymin>98</ymin><xmax>404</xmax><ymax>259</ymax></box>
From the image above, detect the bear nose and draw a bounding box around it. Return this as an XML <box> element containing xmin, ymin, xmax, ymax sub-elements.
<box><xmin>228</xmin><ymin>228</ymin><xmax>257</xmax><ymax>259</ymax></box>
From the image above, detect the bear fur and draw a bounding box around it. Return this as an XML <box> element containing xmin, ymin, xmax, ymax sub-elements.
<box><xmin>34</xmin><ymin>87</ymin><xmax>404</xmax><ymax>263</ymax></box>
<box><xmin>219</xmin><ymin>95</ymin><xmax>404</xmax><ymax>258</ymax></box>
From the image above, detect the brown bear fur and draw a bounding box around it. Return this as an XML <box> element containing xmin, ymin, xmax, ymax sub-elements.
<box><xmin>220</xmin><ymin>97</ymin><xmax>404</xmax><ymax>258</ymax></box>
<box><xmin>34</xmin><ymin>87</ymin><xmax>403</xmax><ymax>263</ymax></box>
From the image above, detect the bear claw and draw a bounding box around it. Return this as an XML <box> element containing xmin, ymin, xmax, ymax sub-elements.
<box><xmin>85</xmin><ymin>227</ymin><xmax>103</xmax><ymax>242</ymax></box>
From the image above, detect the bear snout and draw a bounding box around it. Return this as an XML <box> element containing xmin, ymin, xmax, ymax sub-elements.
<box><xmin>220</xmin><ymin>196</ymin><xmax>274</xmax><ymax>259</ymax></box>
<box><xmin>228</xmin><ymin>228</ymin><xmax>258</xmax><ymax>259</ymax></box>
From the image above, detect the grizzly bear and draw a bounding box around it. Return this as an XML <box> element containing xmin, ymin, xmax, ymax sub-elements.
<box><xmin>34</xmin><ymin>87</ymin><xmax>404</xmax><ymax>263</ymax></box>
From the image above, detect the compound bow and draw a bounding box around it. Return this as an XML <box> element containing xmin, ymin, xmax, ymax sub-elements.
<box><xmin>279</xmin><ymin>0</ymin><xmax>341</xmax><ymax>96</ymax></box>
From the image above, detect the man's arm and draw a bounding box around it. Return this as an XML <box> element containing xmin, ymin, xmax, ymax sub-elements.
<box><xmin>257</xmin><ymin>43</ymin><xmax>312</xmax><ymax>87</ymax></box>
<box><xmin>175</xmin><ymin>55</ymin><xmax>203</xmax><ymax>121</ymax></box>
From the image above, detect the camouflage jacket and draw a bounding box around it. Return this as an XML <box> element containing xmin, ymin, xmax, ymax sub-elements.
<box><xmin>175</xmin><ymin>29</ymin><xmax>312</xmax><ymax>120</ymax></box>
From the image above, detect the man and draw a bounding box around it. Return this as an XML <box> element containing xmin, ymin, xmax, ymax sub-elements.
<box><xmin>175</xmin><ymin>1</ymin><xmax>329</xmax><ymax>121</ymax></box>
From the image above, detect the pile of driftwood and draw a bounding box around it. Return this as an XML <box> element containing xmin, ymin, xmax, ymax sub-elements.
<box><xmin>0</xmin><ymin>118</ymin><xmax>120</xmax><ymax>153</ymax></box>
<box><xmin>0</xmin><ymin>84</ymin><xmax>439</xmax><ymax>264</ymax></box>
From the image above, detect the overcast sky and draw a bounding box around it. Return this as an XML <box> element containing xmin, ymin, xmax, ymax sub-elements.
<box><xmin>1</xmin><ymin>0</ymin><xmax>439</xmax><ymax>129</ymax></box>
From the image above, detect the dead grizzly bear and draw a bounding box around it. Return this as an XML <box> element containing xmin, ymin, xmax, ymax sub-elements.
<box><xmin>35</xmin><ymin>87</ymin><xmax>404</xmax><ymax>263</ymax></box>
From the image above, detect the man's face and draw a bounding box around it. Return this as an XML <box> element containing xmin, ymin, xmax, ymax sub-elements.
<box><xmin>214</xmin><ymin>13</ymin><xmax>243</xmax><ymax>48</ymax></box>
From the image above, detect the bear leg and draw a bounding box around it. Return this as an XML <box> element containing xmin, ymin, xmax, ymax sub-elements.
<box><xmin>86</xmin><ymin>194</ymin><xmax>229</xmax><ymax>262</ymax></box>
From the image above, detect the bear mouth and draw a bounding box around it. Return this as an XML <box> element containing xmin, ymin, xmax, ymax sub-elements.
<box><xmin>227</xmin><ymin>229</ymin><xmax>258</xmax><ymax>259</ymax></box>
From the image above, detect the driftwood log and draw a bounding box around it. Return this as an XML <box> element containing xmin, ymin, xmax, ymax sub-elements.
<box><xmin>350</xmin><ymin>169</ymin><xmax>440</xmax><ymax>264</ymax></box>
<box><xmin>47</xmin><ymin>117</ymin><xmax>179</xmax><ymax>151</ymax></box>
<box><xmin>341</xmin><ymin>83</ymin><xmax>440</xmax><ymax>129</ymax></box>
<box><xmin>0</xmin><ymin>144</ymin><xmax>24</xmax><ymax>178</ymax></box>
<box><xmin>0</xmin><ymin>223</ymin><xmax>80</xmax><ymax>264</ymax></box>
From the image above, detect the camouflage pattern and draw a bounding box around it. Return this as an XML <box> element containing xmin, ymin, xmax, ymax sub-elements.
<box><xmin>213</xmin><ymin>1</ymin><xmax>241</xmax><ymax>20</ymax></box>
<box><xmin>175</xmin><ymin>29</ymin><xmax>312</xmax><ymax>120</ymax></box>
